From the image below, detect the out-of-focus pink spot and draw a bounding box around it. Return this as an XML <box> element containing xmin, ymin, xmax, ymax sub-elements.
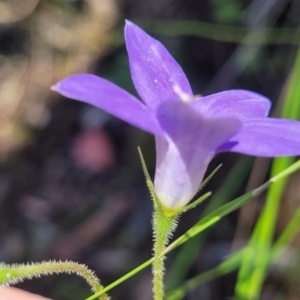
<box><xmin>0</xmin><ymin>287</ymin><xmax>51</xmax><ymax>300</ymax></box>
<box><xmin>71</xmin><ymin>129</ymin><xmax>115</xmax><ymax>174</ymax></box>
<box><xmin>18</xmin><ymin>195</ymin><xmax>51</xmax><ymax>222</ymax></box>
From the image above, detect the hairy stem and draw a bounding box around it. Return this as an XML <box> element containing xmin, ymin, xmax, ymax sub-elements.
<box><xmin>153</xmin><ymin>208</ymin><xmax>177</xmax><ymax>300</ymax></box>
<box><xmin>0</xmin><ymin>260</ymin><xmax>109</xmax><ymax>300</ymax></box>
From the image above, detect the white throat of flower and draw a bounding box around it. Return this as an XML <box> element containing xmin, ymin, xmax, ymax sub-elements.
<box><xmin>173</xmin><ymin>84</ymin><xmax>193</xmax><ymax>103</ymax></box>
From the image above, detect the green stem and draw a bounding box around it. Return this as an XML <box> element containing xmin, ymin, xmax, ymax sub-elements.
<box><xmin>0</xmin><ymin>260</ymin><xmax>109</xmax><ymax>300</ymax></box>
<box><xmin>153</xmin><ymin>207</ymin><xmax>177</xmax><ymax>300</ymax></box>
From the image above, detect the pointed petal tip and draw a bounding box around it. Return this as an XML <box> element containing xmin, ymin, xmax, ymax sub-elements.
<box><xmin>124</xmin><ymin>20</ymin><xmax>141</xmax><ymax>35</ymax></box>
<box><xmin>125</xmin><ymin>19</ymin><xmax>132</xmax><ymax>25</ymax></box>
<box><xmin>124</xmin><ymin>19</ymin><xmax>134</xmax><ymax>29</ymax></box>
<box><xmin>48</xmin><ymin>74</ymin><xmax>164</xmax><ymax>137</ymax></box>
<box><xmin>124</xmin><ymin>20</ymin><xmax>193</xmax><ymax>110</ymax></box>
<box><xmin>50</xmin><ymin>82</ymin><xmax>60</xmax><ymax>92</ymax></box>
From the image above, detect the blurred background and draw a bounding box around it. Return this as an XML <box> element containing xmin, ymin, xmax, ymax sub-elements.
<box><xmin>0</xmin><ymin>0</ymin><xmax>299</xmax><ymax>299</ymax></box>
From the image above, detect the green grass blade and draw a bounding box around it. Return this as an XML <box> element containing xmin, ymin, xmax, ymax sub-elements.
<box><xmin>166</xmin><ymin>198</ymin><xmax>300</xmax><ymax>299</ymax></box>
<box><xmin>85</xmin><ymin>259</ymin><xmax>154</xmax><ymax>300</ymax></box>
<box><xmin>163</xmin><ymin>180</ymin><xmax>271</xmax><ymax>255</ymax></box>
<box><xmin>273</xmin><ymin>204</ymin><xmax>300</xmax><ymax>258</ymax></box>
<box><xmin>166</xmin><ymin>251</ymin><xmax>244</xmax><ymax>300</ymax></box>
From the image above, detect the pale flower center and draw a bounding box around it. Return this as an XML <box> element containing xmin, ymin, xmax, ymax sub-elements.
<box><xmin>173</xmin><ymin>84</ymin><xmax>193</xmax><ymax>103</ymax></box>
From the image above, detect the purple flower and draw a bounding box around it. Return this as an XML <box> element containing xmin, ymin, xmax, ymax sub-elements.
<box><xmin>51</xmin><ymin>21</ymin><xmax>300</xmax><ymax>211</ymax></box>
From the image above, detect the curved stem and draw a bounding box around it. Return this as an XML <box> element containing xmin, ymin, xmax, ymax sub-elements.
<box><xmin>0</xmin><ymin>260</ymin><xmax>109</xmax><ymax>300</ymax></box>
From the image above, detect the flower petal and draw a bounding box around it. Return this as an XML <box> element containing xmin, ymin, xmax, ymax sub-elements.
<box><xmin>218</xmin><ymin>118</ymin><xmax>300</xmax><ymax>156</ymax></box>
<box><xmin>154</xmin><ymin>101</ymin><xmax>241</xmax><ymax>210</ymax></box>
<box><xmin>52</xmin><ymin>74</ymin><xmax>163</xmax><ymax>136</ymax></box>
<box><xmin>192</xmin><ymin>90</ymin><xmax>271</xmax><ymax>120</ymax></box>
<box><xmin>125</xmin><ymin>20</ymin><xmax>193</xmax><ymax>111</ymax></box>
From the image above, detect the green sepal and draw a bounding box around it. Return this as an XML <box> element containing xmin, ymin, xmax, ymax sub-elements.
<box><xmin>177</xmin><ymin>192</ymin><xmax>211</xmax><ymax>214</ymax></box>
<box><xmin>198</xmin><ymin>164</ymin><xmax>222</xmax><ymax>191</ymax></box>
<box><xmin>138</xmin><ymin>147</ymin><xmax>164</xmax><ymax>212</ymax></box>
